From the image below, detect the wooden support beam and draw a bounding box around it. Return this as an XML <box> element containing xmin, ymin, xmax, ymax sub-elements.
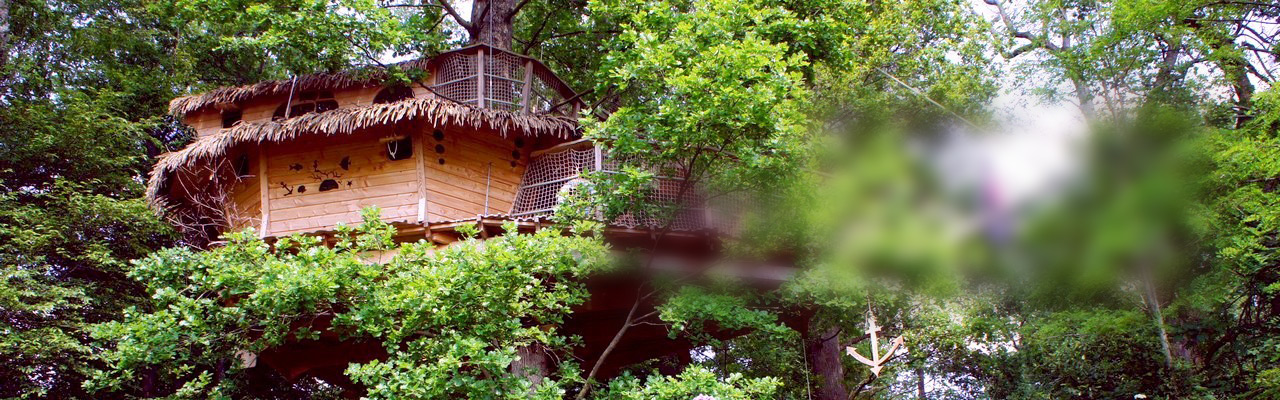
<box><xmin>530</xmin><ymin>138</ymin><xmax>593</xmax><ymax>158</ymax></box>
<box><xmin>258</xmin><ymin>145</ymin><xmax>271</xmax><ymax>238</ymax></box>
<box><xmin>414</xmin><ymin>127</ymin><xmax>429</xmax><ymax>223</ymax></box>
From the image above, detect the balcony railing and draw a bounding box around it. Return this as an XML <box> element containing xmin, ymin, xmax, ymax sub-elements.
<box><xmin>509</xmin><ymin>142</ymin><xmax>716</xmax><ymax>231</ymax></box>
<box><xmin>428</xmin><ymin>45</ymin><xmax>584</xmax><ymax>116</ymax></box>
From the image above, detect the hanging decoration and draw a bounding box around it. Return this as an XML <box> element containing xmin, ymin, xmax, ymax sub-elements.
<box><xmin>846</xmin><ymin>306</ymin><xmax>905</xmax><ymax>377</ymax></box>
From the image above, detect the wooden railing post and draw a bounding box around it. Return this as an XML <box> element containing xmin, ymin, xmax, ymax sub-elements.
<box><xmin>258</xmin><ymin>145</ymin><xmax>271</xmax><ymax>238</ymax></box>
<box><xmin>520</xmin><ymin>60</ymin><xmax>534</xmax><ymax>112</ymax></box>
<box><xmin>476</xmin><ymin>48</ymin><xmax>486</xmax><ymax>108</ymax></box>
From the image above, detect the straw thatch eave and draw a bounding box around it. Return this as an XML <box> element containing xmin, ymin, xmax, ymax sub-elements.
<box><xmin>147</xmin><ymin>95</ymin><xmax>579</xmax><ymax>207</ymax></box>
<box><xmin>168</xmin><ymin>58</ymin><xmax>432</xmax><ymax>116</ymax></box>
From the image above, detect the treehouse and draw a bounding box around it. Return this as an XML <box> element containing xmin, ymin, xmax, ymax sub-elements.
<box><xmin>150</xmin><ymin>44</ymin><xmax>725</xmax><ymax>245</ymax></box>
<box><xmin>147</xmin><ymin>43</ymin><xmax>789</xmax><ymax>393</ymax></box>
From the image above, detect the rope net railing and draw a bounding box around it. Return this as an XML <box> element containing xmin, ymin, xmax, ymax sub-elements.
<box><xmin>429</xmin><ymin>46</ymin><xmax>581</xmax><ymax>116</ymax></box>
<box><xmin>510</xmin><ymin>145</ymin><xmax>731</xmax><ymax>231</ymax></box>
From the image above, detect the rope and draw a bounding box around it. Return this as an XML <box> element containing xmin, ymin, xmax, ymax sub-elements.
<box><xmin>875</xmin><ymin>68</ymin><xmax>982</xmax><ymax>131</ymax></box>
<box><xmin>283</xmin><ymin>76</ymin><xmax>298</xmax><ymax>118</ymax></box>
<box><xmin>484</xmin><ymin>162</ymin><xmax>493</xmax><ymax>213</ymax></box>
<box><xmin>802</xmin><ymin>335</ymin><xmax>813</xmax><ymax>399</ymax></box>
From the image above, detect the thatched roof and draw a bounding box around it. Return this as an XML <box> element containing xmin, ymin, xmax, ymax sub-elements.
<box><xmin>147</xmin><ymin>95</ymin><xmax>579</xmax><ymax>206</ymax></box>
<box><xmin>168</xmin><ymin>59</ymin><xmax>431</xmax><ymax>115</ymax></box>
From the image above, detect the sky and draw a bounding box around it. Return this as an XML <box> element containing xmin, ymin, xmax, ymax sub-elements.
<box><xmin>934</xmin><ymin>1</ymin><xmax>1088</xmax><ymax>208</ymax></box>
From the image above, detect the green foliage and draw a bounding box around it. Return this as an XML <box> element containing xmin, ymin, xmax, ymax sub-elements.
<box><xmin>0</xmin><ymin>182</ymin><xmax>177</xmax><ymax>397</ymax></box>
<box><xmin>1013</xmin><ymin>310</ymin><xmax>1182</xmax><ymax>398</ymax></box>
<box><xmin>12</xmin><ymin>0</ymin><xmax>1280</xmax><ymax>397</ymax></box>
<box><xmin>594</xmin><ymin>366</ymin><xmax>782</xmax><ymax>400</ymax></box>
<box><xmin>90</xmin><ymin>210</ymin><xmax>612</xmax><ymax>398</ymax></box>
<box><xmin>1178</xmin><ymin>89</ymin><xmax>1280</xmax><ymax>396</ymax></box>
<box><xmin>579</xmin><ymin>0</ymin><xmax>812</xmax><ymax>226</ymax></box>
<box><xmin>658</xmin><ymin>286</ymin><xmax>792</xmax><ymax>343</ymax></box>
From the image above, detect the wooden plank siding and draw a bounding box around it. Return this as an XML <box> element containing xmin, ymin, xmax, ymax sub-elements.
<box><xmin>264</xmin><ymin>130</ymin><xmax>420</xmax><ymax>236</ymax></box>
<box><xmin>422</xmin><ymin>125</ymin><xmax>526</xmax><ymax>221</ymax></box>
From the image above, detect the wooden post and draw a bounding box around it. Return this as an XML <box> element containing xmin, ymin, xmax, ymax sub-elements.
<box><xmin>414</xmin><ymin>128</ymin><xmax>429</xmax><ymax>223</ymax></box>
<box><xmin>476</xmin><ymin>48</ymin><xmax>486</xmax><ymax>108</ymax></box>
<box><xmin>258</xmin><ymin>145</ymin><xmax>271</xmax><ymax>238</ymax></box>
<box><xmin>520</xmin><ymin>60</ymin><xmax>534</xmax><ymax>112</ymax></box>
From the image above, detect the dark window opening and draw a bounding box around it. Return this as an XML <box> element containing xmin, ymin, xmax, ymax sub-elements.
<box><xmin>234</xmin><ymin>154</ymin><xmax>251</xmax><ymax>177</ymax></box>
<box><xmin>373</xmin><ymin>86</ymin><xmax>415</xmax><ymax>104</ymax></box>
<box><xmin>319</xmin><ymin>179</ymin><xmax>340</xmax><ymax>192</ymax></box>
<box><xmin>387</xmin><ymin>137</ymin><xmax>413</xmax><ymax>161</ymax></box>
<box><xmin>273</xmin><ymin>91</ymin><xmax>338</xmax><ymax>120</ymax></box>
<box><xmin>222</xmin><ymin>109</ymin><xmax>243</xmax><ymax>128</ymax></box>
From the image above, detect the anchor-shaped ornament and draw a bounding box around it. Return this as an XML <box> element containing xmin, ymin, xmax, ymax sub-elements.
<box><xmin>845</xmin><ymin>308</ymin><xmax>905</xmax><ymax>377</ymax></box>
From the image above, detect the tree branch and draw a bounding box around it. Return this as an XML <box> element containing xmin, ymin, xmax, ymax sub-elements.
<box><xmin>509</xmin><ymin>0</ymin><xmax>535</xmax><ymax>18</ymax></box>
<box><xmin>574</xmin><ymin>289</ymin><xmax>642</xmax><ymax>400</ymax></box>
<box><xmin>435</xmin><ymin>0</ymin><xmax>472</xmax><ymax>30</ymax></box>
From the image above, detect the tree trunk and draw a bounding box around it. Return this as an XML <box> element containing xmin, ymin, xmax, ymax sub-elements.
<box><xmin>0</xmin><ymin>0</ymin><xmax>9</xmax><ymax>70</ymax></box>
<box><xmin>1184</xmin><ymin>18</ymin><xmax>1255</xmax><ymax>128</ymax></box>
<box><xmin>805</xmin><ymin>326</ymin><xmax>849</xmax><ymax>400</ymax></box>
<box><xmin>1069</xmin><ymin>70</ymin><xmax>1095</xmax><ymax>119</ymax></box>
<box><xmin>916</xmin><ymin>365</ymin><xmax>926</xmax><ymax>399</ymax></box>
<box><xmin>512</xmin><ymin>343</ymin><xmax>551</xmax><ymax>390</ymax></box>
<box><xmin>470</xmin><ymin>0</ymin><xmax>516</xmax><ymax>50</ymax></box>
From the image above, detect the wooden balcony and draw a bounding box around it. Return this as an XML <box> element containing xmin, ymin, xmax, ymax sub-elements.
<box><xmin>427</xmin><ymin>44</ymin><xmax>584</xmax><ymax>116</ymax></box>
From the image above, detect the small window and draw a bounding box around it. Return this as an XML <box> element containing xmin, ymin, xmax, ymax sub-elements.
<box><xmin>386</xmin><ymin>136</ymin><xmax>413</xmax><ymax>161</ymax></box>
<box><xmin>234</xmin><ymin>154</ymin><xmax>251</xmax><ymax>177</ymax></box>
<box><xmin>221</xmin><ymin>109</ymin><xmax>243</xmax><ymax>128</ymax></box>
<box><xmin>273</xmin><ymin>91</ymin><xmax>338</xmax><ymax>121</ymax></box>
<box><xmin>373</xmin><ymin>86</ymin><xmax>415</xmax><ymax>104</ymax></box>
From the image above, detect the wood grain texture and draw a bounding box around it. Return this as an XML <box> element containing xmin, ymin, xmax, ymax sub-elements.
<box><xmin>258</xmin><ymin>145</ymin><xmax>271</xmax><ymax>237</ymax></box>
<box><xmin>264</xmin><ymin>132</ymin><xmax>419</xmax><ymax>233</ymax></box>
<box><xmin>424</xmin><ymin>127</ymin><xmax>524</xmax><ymax>220</ymax></box>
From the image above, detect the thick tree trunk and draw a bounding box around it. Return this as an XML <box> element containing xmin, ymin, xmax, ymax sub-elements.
<box><xmin>512</xmin><ymin>343</ymin><xmax>551</xmax><ymax>390</ymax></box>
<box><xmin>916</xmin><ymin>365</ymin><xmax>926</xmax><ymax>399</ymax></box>
<box><xmin>805</xmin><ymin>326</ymin><xmax>850</xmax><ymax>400</ymax></box>
<box><xmin>0</xmin><ymin>0</ymin><xmax>9</xmax><ymax>70</ymax></box>
<box><xmin>1068</xmin><ymin>69</ymin><xmax>1095</xmax><ymax>119</ymax></box>
<box><xmin>470</xmin><ymin>0</ymin><xmax>516</xmax><ymax>50</ymax></box>
<box><xmin>1184</xmin><ymin>18</ymin><xmax>1255</xmax><ymax>128</ymax></box>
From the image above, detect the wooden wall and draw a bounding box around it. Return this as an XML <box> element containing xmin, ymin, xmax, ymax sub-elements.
<box><xmin>423</xmin><ymin>126</ymin><xmax>526</xmax><ymax>221</ymax></box>
<box><xmin>192</xmin><ymin>83</ymin><xmax>540</xmax><ymax>237</ymax></box>
<box><xmin>220</xmin><ymin>125</ymin><xmax>530</xmax><ymax>237</ymax></box>
<box><xmin>262</xmin><ymin>130</ymin><xmax>419</xmax><ymax>236</ymax></box>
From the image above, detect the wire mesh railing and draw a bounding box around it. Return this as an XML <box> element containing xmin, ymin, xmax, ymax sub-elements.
<box><xmin>509</xmin><ymin>144</ymin><xmax>716</xmax><ymax>231</ymax></box>
<box><xmin>429</xmin><ymin>45</ymin><xmax>583</xmax><ymax>116</ymax></box>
